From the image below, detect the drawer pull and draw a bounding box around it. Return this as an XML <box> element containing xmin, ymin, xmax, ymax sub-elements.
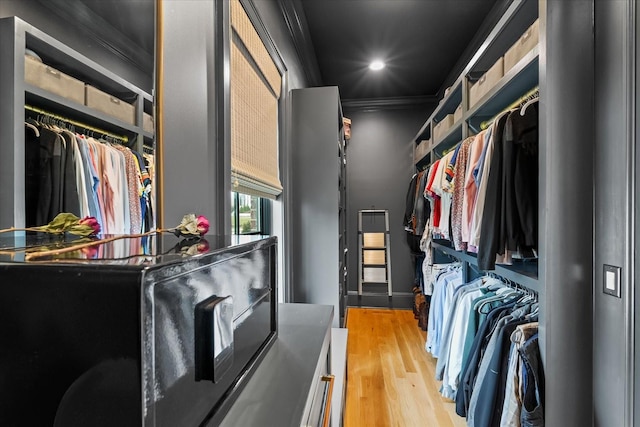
<box><xmin>45</xmin><ymin>67</ymin><xmax>60</xmax><ymax>78</ymax></box>
<box><xmin>321</xmin><ymin>375</ymin><xmax>335</xmax><ymax>427</ymax></box>
<box><xmin>521</xmin><ymin>28</ymin><xmax>531</xmax><ymax>42</ymax></box>
<box><xmin>478</xmin><ymin>74</ymin><xmax>487</xmax><ymax>85</ymax></box>
<box><xmin>109</xmin><ymin>96</ymin><xmax>121</xmax><ymax>105</ymax></box>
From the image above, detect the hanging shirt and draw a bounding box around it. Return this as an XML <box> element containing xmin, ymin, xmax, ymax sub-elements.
<box><xmin>403</xmin><ymin>173</ymin><xmax>419</xmax><ymax>232</ymax></box>
<box><xmin>477</xmin><ymin>112</ymin><xmax>510</xmax><ymax>270</ymax></box>
<box><xmin>434</xmin><ymin>151</ymin><xmax>454</xmax><ymax>239</ymax></box>
<box><xmin>441</xmin><ymin>284</ymin><xmax>493</xmax><ymax>399</ymax></box>
<box><xmin>469</xmin><ymin>118</ymin><xmax>504</xmax><ymax>249</ymax></box>
<box><xmin>425</xmin><ymin>160</ymin><xmax>442</xmax><ymax>229</ymax></box>
<box><xmin>426</xmin><ymin>267</ymin><xmax>462</xmax><ymax>356</ymax></box>
<box><xmin>461</xmin><ymin>132</ymin><xmax>485</xmax><ymax>245</ymax></box>
<box><xmin>451</xmin><ymin>137</ymin><xmax>473</xmax><ymax>250</ymax></box>
<box><xmin>76</xmin><ymin>136</ymin><xmax>104</xmax><ymax>231</ymax></box>
<box><xmin>61</xmin><ymin>131</ymin><xmax>89</xmax><ymax>218</ymax></box>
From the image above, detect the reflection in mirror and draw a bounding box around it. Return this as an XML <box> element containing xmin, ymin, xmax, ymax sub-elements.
<box><xmin>0</xmin><ymin>0</ymin><xmax>155</xmax><ymax>92</ymax></box>
<box><xmin>0</xmin><ymin>0</ymin><xmax>156</xmax><ymax>231</ymax></box>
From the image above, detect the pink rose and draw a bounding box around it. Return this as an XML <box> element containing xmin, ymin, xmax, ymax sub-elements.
<box><xmin>197</xmin><ymin>240</ymin><xmax>210</xmax><ymax>253</ymax></box>
<box><xmin>197</xmin><ymin>215</ymin><xmax>209</xmax><ymax>235</ymax></box>
<box><xmin>79</xmin><ymin>216</ymin><xmax>101</xmax><ymax>236</ymax></box>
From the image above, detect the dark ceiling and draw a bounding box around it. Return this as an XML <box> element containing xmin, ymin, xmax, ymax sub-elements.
<box><xmin>299</xmin><ymin>0</ymin><xmax>502</xmax><ymax>101</ymax></box>
<box><xmin>14</xmin><ymin>0</ymin><xmax>504</xmax><ymax>104</ymax></box>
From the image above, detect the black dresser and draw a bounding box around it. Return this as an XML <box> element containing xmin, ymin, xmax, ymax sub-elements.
<box><xmin>0</xmin><ymin>233</ymin><xmax>277</xmax><ymax>427</ymax></box>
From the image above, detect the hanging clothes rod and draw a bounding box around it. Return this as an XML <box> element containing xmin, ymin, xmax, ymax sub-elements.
<box><xmin>24</xmin><ymin>104</ymin><xmax>129</xmax><ymax>143</ymax></box>
<box><xmin>480</xmin><ymin>86</ymin><xmax>539</xmax><ymax>130</ymax></box>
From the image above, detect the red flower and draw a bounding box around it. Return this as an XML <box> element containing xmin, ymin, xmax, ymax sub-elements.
<box><xmin>173</xmin><ymin>214</ymin><xmax>210</xmax><ymax>237</ymax></box>
<box><xmin>197</xmin><ymin>215</ymin><xmax>209</xmax><ymax>235</ymax></box>
<box><xmin>78</xmin><ymin>216</ymin><xmax>101</xmax><ymax>236</ymax></box>
<box><xmin>197</xmin><ymin>240</ymin><xmax>210</xmax><ymax>253</ymax></box>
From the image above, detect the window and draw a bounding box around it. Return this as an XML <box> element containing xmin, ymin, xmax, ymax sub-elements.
<box><xmin>231</xmin><ymin>192</ymin><xmax>270</xmax><ymax>235</ymax></box>
<box><xmin>230</xmin><ymin>0</ymin><xmax>282</xmax><ymax>199</ymax></box>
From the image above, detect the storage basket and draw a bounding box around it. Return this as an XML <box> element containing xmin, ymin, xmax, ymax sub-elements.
<box><xmin>469</xmin><ymin>56</ymin><xmax>504</xmax><ymax>108</ymax></box>
<box><xmin>504</xmin><ymin>19</ymin><xmax>539</xmax><ymax>73</ymax></box>
<box><xmin>85</xmin><ymin>85</ymin><xmax>135</xmax><ymax>125</ymax></box>
<box><xmin>24</xmin><ymin>55</ymin><xmax>84</xmax><ymax>105</ymax></box>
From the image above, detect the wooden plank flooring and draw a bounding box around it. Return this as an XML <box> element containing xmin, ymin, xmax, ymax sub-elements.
<box><xmin>344</xmin><ymin>308</ymin><xmax>466</xmax><ymax>427</ymax></box>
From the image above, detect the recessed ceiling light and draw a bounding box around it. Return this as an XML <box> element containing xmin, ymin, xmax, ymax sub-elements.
<box><xmin>369</xmin><ymin>60</ymin><xmax>385</xmax><ymax>71</ymax></box>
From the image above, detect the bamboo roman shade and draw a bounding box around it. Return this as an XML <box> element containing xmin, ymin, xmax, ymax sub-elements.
<box><xmin>230</xmin><ymin>0</ymin><xmax>282</xmax><ymax>198</ymax></box>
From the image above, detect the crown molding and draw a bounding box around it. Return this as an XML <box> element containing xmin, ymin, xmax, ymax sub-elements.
<box><xmin>277</xmin><ymin>0</ymin><xmax>322</xmax><ymax>87</ymax></box>
<box><xmin>341</xmin><ymin>95</ymin><xmax>439</xmax><ymax>112</ymax></box>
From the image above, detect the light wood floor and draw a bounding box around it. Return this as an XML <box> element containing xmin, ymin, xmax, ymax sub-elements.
<box><xmin>344</xmin><ymin>308</ymin><xmax>466</xmax><ymax>427</ymax></box>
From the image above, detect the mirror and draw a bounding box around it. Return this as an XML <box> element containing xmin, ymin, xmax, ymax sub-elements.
<box><xmin>0</xmin><ymin>0</ymin><xmax>156</xmax><ymax>230</ymax></box>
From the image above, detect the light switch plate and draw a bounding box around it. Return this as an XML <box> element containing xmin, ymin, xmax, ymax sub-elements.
<box><xmin>603</xmin><ymin>264</ymin><xmax>621</xmax><ymax>298</ymax></box>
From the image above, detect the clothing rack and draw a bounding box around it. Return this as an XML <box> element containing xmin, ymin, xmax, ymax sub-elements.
<box><xmin>432</xmin><ymin>241</ymin><xmax>539</xmax><ymax>293</ymax></box>
<box><xmin>24</xmin><ymin>104</ymin><xmax>129</xmax><ymax>143</ymax></box>
<box><xmin>480</xmin><ymin>86</ymin><xmax>539</xmax><ymax>130</ymax></box>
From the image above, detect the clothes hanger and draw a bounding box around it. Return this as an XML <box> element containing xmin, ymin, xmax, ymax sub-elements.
<box><xmin>520</xmin><ymin>97</ymin><xmax>539</xmax><ymax>116</ymax></box>
<box><xmin>24</xmin><ymin>121</ymin><xmax>40</xmax><ymax>137</ymax></box>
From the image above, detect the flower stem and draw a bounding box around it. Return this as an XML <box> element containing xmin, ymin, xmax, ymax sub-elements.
<box><xmin>0</xmin><ymin>226</ymin><xmax>44</xmax><ymax>234</ymax></box>
<box><xmin>25</xmin><ymin>230</ymin><xmax>163</xmax><ymax>261</ymax></box>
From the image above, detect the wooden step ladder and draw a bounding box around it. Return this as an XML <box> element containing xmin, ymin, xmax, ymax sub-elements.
<box><xmin>358</xmin><ymin>210</ymin><xmax>392</xmax><ymax>297</ymax></box>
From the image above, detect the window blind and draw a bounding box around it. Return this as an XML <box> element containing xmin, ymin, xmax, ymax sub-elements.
<box><xmin>230</xmin><ymin>0</ymin><xmax>282</xmax><ymax>199</ymax></box>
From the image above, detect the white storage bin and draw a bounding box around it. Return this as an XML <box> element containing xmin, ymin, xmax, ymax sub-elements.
<box><xmin>85</xmin><ymin>85</ymin><xmax>135</xmax><ymax>125</ymax></box>
<box><xmin>504</xmin><ymin>19</ymin><xmax>540</xmax><ymax>73</ymax></box>
<box><xmin>469</xmin><ymin>56</ymin><xmax>504</xmax><ymax>108</ymax></box>
<box><xmin>24</xmin><ymin>55</ymin><xmax>84</xmax><ymax>105</ymax></box>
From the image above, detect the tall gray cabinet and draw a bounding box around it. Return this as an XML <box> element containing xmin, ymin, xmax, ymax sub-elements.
<box><xmin>290</xmin><ymin>86</ymin><xmax>347</xmax><ymax>328</ymax></box>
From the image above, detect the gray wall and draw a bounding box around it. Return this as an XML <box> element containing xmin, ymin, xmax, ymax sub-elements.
<box><xmin>540</xmin><ymin>0</ymin><xmax>594</xmax><ymax>425</ymax></box>
<box><xmin>344</xmin><ymin>105</ymin><xmax>435</xmax><ymax>308</ymax></box>
<box><xmin>249</xmin><ymin>0</ymin><xmax>315</xmax><ymax>302</ymax></box>
<box><xmin>594</xmin><ymin>1</ymin><xmax>635</xmax><ymax>425</ymax></box>
<box><xmin>159</xmin><ymin>0</ymin><xmax>229</xmax><ymax>232</ymax></box>
<box><xmin>636</xmin><ymin>4</ymin><xmax>640</xmax><ymax>425</ymax></box>
<box><xmin>250</xmin><ymin>0</ymin><xmax>310</xmax><ymax>91</ymax></box>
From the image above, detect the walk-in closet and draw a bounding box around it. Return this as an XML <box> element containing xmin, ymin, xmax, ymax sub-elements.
<box><xmin>0</xmin><ymin>0</ymin><xmax>638</xmax><ymax>425</ymax></box>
